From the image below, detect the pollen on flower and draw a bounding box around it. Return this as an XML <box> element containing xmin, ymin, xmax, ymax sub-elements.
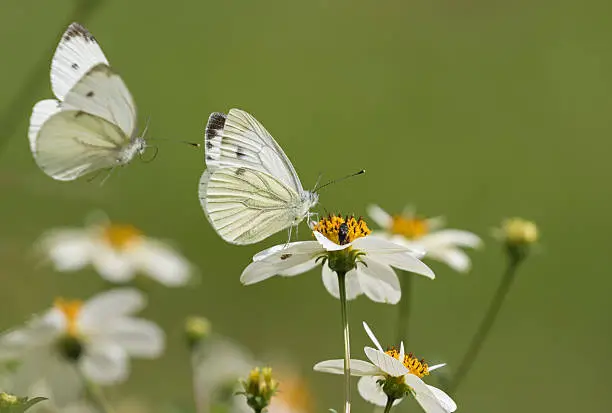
<box><xmin>102</xmin><ymin>224</ymin><xmax>142</xmax><ymax>250</ymax></box>
<box><xmin>390</xmin><ymin>216</ymin><xmax>428</xmax><ymax>239</ymax></box>
<box><xmin>54</xmin><ymin>298</ymin><xmax>83</xmax><ymax>337</ymax></box>
<box><xmin>386</xmin><ymin>346</ymin><xmax>429</xmax><ymax>378</ymax></box>
<box><xmin>312</xmin><ymin>215</ymin><xmax>371</xmax><ymax>245</ymax></box>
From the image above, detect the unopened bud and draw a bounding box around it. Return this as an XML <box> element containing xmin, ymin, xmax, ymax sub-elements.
<box><xmin>184</xmin><ymin>316</ymin><xmax>211</xmax><ymax>349</ymax></box>
<box><xmin>240</xmin><ymin>367</ymin><xmax>279</xmax><ymax>413</ymax></box>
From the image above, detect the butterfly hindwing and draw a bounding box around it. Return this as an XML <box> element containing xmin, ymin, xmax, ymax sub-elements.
<box><xmin>33</xmin><ymin>110</ymin><xmax>128</xmax><ymax>181</ymax></box>
<box><xmin>200</xmin><ymin>167</ymin><xmax>301</xmax><ymax>245</ymax></box>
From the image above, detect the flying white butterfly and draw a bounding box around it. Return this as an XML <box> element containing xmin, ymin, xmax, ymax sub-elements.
<box><xmin>198</xmin><ymin>109</ymin><xmax>319</xmax><ymax>245</ymax></box>
<box><xmin>28</xmin><ymin>22</ymin><xmax>144</xmax><ymax>181</ymax></box>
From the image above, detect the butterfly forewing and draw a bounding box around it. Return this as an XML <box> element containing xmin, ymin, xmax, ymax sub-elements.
<box><xmin>62</xmin><ymin>64</ymin><xmax>137</xmax><ymax>138</ymax></box>
<box><xmin>204</xmin><ymin>109</ymin><xmax>304</xmax><ymax>193</ymax></box>
<box><xmin>51</xmin><ymin>22</ymin><xmax>109</xmax><ymax>101</ymax></box>
<box><xmin>34</xmin><ymin>111</ymin><xmax>127</xmax><ymax>181</ymax></box>
<box><xmin>200</xmin><ymin>167</ymin><xmax>302</xmax><ymax>245</ymax></box>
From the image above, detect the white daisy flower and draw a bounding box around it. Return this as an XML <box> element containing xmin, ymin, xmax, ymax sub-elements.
<box><xmin>0</xmin><ymin>289</ymin><xmax>164</xmax><ymax>407</ymax></box>
<box><xmin>38</xmin><ymin>214</ymin><xmax>193</xmax><ymax>286</ymax></box>
<box><xmin>314</xmin><ymin>322</ymin><xmax>456</xmax><ymax>413</ymax></box>
<box><xmin>241</xmin><ymin>215</ymin><xmax>435</xmax><ymax>304</ymax></box>
<box><xmin>367</xmin><ymin>205</ymin><xmax>482</xmax><ymax>273</ymax></box>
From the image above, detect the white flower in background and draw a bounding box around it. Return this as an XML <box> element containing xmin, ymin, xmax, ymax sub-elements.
<box><xmin>0</xmin><ymin>289</ymin><xmax>164</xmax><ymax>407</ymax></box>
<box><xmin>191</xmin><ymin>335</ymin><xmax>254</xmax><ymax>413</ymax></box>
<box><xmin>314</xmin><ymin>322</ymin><xmax>456</xmax><ymax>413</ymax></box>
<box><xmin>241</xmin><ymin>215</ymin><xmax>434</xmax><ymax>304</ymax></box>
<box><xmin>267</xmin><ymin>373</ymin><xmax>313</xmax><ymax>413</ymax></box>
<box><xmin>38</xmin><ymin>214</ymin><xmax>193</xmax><ymax>286</ymax></box>
<box><xmin>368</xmin><ymin>205</ymin><xmax>481</xmax><ymax>273</ymax></box>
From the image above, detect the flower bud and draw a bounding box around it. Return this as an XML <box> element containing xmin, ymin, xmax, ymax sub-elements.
<box><xmin>240</xmin><ymin>367</ymin><xmax>279</xmax><ymax>412</ymax></box>
<box><xmin>184</xmin><ymin>316</ymin><xmax>211</xmax><ymax>349</ymax></box>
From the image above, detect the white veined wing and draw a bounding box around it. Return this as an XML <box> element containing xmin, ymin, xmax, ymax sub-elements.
<box><xmin>199</xmin><ymin>167</ymin><xmax>304</xmax><ymax>245</ymax></box>
<box><xmin>51</xmin><ymin>22</ymin><xmax>109</xmax><ymax>101</ymax></box>
<box><xmin>204</xmin><ymin>109</ymin><xmax>304</xmax><ymax>193</ymax></box>
<box><xmin>33</xmin><ymin>110</ymin><xmax>128</xmax><ymax>181</ymax></box>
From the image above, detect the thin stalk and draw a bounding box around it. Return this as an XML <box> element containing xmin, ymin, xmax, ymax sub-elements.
<box><xmin>383</xmin><ymin>396</ymin><xmax>395</xmax><ymax>413</ymax></box>
<box><xmin>396</xmin><ymin>271</ymin><xmax>413</xmax><ymax>343</ymax></box>
<box><xmin>190</xmin><ymin>349</ymin><xmax>205</xmax><ymax>413</ymax></box>
<box><xmin>337</xmin><ymin>271</ymin><xmax>351</xmax><ymax>413</ymax></box>
<box><xmin>448</xmin><ymin>257</ymin><xmax>521</xmax><ymax>394</ymax></box>
<box><xmin>76</xmin><ymin>366</ymin><xmax>114</xmax><ymax>413</ymax></box>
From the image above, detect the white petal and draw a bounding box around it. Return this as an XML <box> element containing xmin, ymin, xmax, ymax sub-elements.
<box><xmin>280</xmin><ymin>257</ymin><xmax>319</xmax><ymax>277</ymax></box>
<box><xmin>313</xmin><ymin>359</ymin><xmax>380</xmax><ymax>376</ymax></box>
<box><xmin>362</xmin><ymin>322</ymin><xmax>384</xmax><ymax>352</ymax></box>
<box><xmin>313</xmin><ymin>231</ymin><xmax>351</xmax><ymax>251</ymax></box>
<box><xmin>426</xmin><ymin>385</ymin><xmax>457</xmax><ymax>412</ymax></box>
<box><xmin>420</xmin><ymin>229</ymin><xmax>482</xmax><ymax>249</ymax></box>
<box><xmin>46</xmin><ymin>358</ymin><xmax>83</xmax><ymax>407</ymax></box>
<box><xmin>399</xmin><ymin>342</ymin><xmax>405</xmax><ymax>360</ymax></box>
<box><xmin>352</xmin><ymin>236</ymin><xmax>414</xmax><ymax>254</ymax></box>
<box><xmin>321</xmin><ymin>266</ymin><xmax>362</xmax><ymax>300</ymax></box>
<box><xmin>103</xmin><ymin>318</ymin><xmax>165</xmax><ymax>358</ymax></box>
<box><xmin>253</xmin><ymin>243</ymin><xmax>291</xmax><ymax>261</ymax></box>
<box><xmin>357</xmin><ymin>376</ymin><xmax>401</xmax><ymax>407</ymax></box>
<box><xmin>356</xmin><ymin>259</ymin><xmax>401</xmax><ymax>304</ymax></box>
<box><xmin>0</xmin><ymin>316</ymin><xmax>59</xmax><ymax>361</ymax></box>
<box><xmin>354</xmin><ymin>237</ymin><xmax>434</xmax><ymax>279</ymax></box>
<box><xmin>404</xmin><ymin>375</ymin><xmax>449</xmax><ymax>413</ymax></box>
<box><xmin>81</xmin><ymin>342</ymin><xmax>129</xmax><ymax>385</ymax></box>
<box><xmin>364</xmin><ymin>347</ymin><xmax>408</xmax><ymax>377</ymax></box>
<box><xmin>80</xmin><ymin>288</ymin><xmax>146</xmax><ymax>325</ymax></box>
<box><xmin>427</xmin><ymin>248</ymin><xmax>472</xmax><ymax>273</ymax></box>
<box><xmin>240</xmin><ymin>242</ymin><xmax>322</xmax><ymax>285</ymax></box>
<box><xmin>90</xmin><ymin>246</ymin><xmax>137</xmax><ymax>283</ymax></box>
<box><xmin>428</xmin><ymin>363</ymin><xmax>446</xmax><ymax>372</ymax></box>
<box><xmin>425</xmin><ymin>216</ymin><xmax>446</xmax><ymax>232</ymax></box>
<box><xmin>130</xmin><ymin>240</ymin><xmax>192</xmax><ymax>286</ymax></box>
<box><xmin>366</xmin><ymin>205</ymin><xmax>393</xmax><ymax>229</ymax></box>
<box><xmin>38</xmin><ymin>229</ymin><xmax>93</xmax><ymax>272</ymax></box>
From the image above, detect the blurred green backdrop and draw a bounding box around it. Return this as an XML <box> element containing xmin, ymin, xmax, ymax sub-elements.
<box><xmin>1</xmin><ymin>0</ymin><xmax>611</xmax><ymax>411</ymax></box>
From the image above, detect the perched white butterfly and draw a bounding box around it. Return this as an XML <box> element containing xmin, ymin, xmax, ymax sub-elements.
<box><xmin>198</xmin><ymin>109</ymin><xmax>319</xmax><ymax>245</ymax></box>
<box><xmin>28</xmin><ymin>22</ymin><xmax>144</xmax><ymax>181</ymax></box>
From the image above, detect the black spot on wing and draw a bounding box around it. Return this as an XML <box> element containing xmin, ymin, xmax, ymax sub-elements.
<box><xmin>236</xmin><ymin>145</ymin><xmax>246</xmax><ymax>159</ymax></box>
<box><xmin>64</xmin><ymin>23</ymin><xmax>97</xmax><ymax>43</ymax></box>
<box><xmin>205</xmin><ymin>112</ymin><xmax>227</xmax><ymax>140</ymax></box>
<box><xmin>86</xmin><ymin>91</ymin><xmax>94</xmax><ymax>97</ymax></box>
<box><xmin>71</xmin><ymin>63</ymin><xmax>79</xmax><ymax>70</ymax></box>
<box><xmin>235</xmin><ymin>168</ymin><xmax>246</xmax><ymax>176</ymax></box>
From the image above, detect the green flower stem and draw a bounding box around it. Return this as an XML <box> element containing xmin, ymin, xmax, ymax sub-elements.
<box><xmin>396</xmin><ymin>270</ymin><xmax>413</xmax><ymax>343</ymax></box>
<box><xmin>383</xmin><ymin>396</ymin><xmax>395</xmax><ymax>413</ymax></box>
<box><xmin>76</xmin><ymin>367</ymin><xmax>114</xmax><ymax>413</ymax></box>
<box><xmin>448</xmin><ymin>255</ymin><xmax>522</xmax><ymax>394</ymax></box>
<box><xmin>190</xmin><ymin>351</ymin><xmax>205</xmax><ymax>413</ymax></box>
<box><xmin>337</xmin><ymin>271</ymin><xmax>352</xmax><ymax>413</ymax></box>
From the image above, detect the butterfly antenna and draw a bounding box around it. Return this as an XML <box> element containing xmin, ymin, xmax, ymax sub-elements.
<box><xmin>312</xmin><ymin>172</ymin><xmax>323</xmax><ymax>192</ymax></box>
<box><xmin>141</xmin><ymin>115</ymin><xmax>151</xmax><ymax>138</ymax></box>
<box><xmin>99</xmin><ymin>166</ymin><xmax>117</xmax><ymax>186</ymax></box>
<box><xmin>148</xmin><ymin>136</ymin><xmax>200</xmax><ymax>148</ymax></box>
<box><xmin>314</xmin><ymin>169</ymin><xmax>365</xmax><ymax>192</ymax></box>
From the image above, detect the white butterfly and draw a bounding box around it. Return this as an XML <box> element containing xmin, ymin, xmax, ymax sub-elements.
<box><xmin>28</xmin><ymin>22</ymin><xmax>144</xmax><ymax>181</ymax></box>
<box><xmin>198</xmin><ymin>109</ymin><xmax>319</xmax><ymax>245</ymax></box>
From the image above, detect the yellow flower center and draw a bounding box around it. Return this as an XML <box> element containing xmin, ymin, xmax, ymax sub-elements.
<box><xmin>385</xmin><ymin>347</ymin><xmax>429</xmax><ymax>378</ymax></box>
<box><xmin>102</xmin><ymin>224</ymin><xmax>142</xmax><ymax>250</ymax></box>
<box><xmin>390</xmin><ymin>216</ymin><xmax>428</xmax><ymax>239</ymax></box>
<box><xmin>312</xmin><ymin>215</ymin><xmax>371</xmax><ymax>245</ymax></box>
<box><xmin>54</xmin><ymin>298</ymin><xmax>83</xmax><ymax>337</ymax></box>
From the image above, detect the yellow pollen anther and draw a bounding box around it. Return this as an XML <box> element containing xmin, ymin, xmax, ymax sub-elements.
<box><xmin>312</xmin><ymin>215</ymin><xmax>371</xmax><ymax>245</ymax></box>
<box><xmin>102</xmin><ymin>224</ymin><xmax>142</xmax><ymax>250</ymax></box>
<box><xmin>385</xmin><ymin>346</ymin><xmax>430</xmax><ymax>378</ymax></box>
<box><xmin>54</xmin><ymin>298</ymin><xmax>83</xmax><ymax>337</ymax></box>
<box><xmin>390</xmin><ymin>216</ymin><xmax>428</xmax><ymax>239</ymax></box>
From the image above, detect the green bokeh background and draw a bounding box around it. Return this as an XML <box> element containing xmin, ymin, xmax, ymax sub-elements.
<box><xmin>1</xmin><ymin>0</ymin><xmax>611</xmax><ymax>411</ymax></box>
